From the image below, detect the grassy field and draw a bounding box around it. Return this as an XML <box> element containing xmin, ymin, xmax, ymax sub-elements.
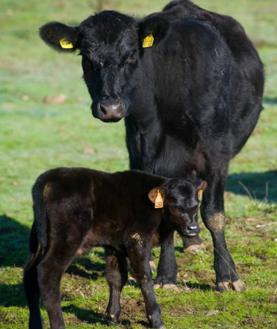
<box><xmin>0</xmin><ymin>0</ymin><xmax>276</xmax><ymax>328</ymax></box>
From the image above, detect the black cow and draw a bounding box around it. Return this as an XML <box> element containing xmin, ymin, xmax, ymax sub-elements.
<box><xmin>39</xmin><ymin>0</ymin><xmax>264</xmax><ymax>290</ymax></box>
<box><xmin>24</xmin><ymin>168</ymin><xmax>205</xmax><ymax>329</ymax></box>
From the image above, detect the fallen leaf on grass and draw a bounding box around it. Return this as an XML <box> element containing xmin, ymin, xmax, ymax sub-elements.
<box><xmin>206</xmin><ymin>310</ymin><xmax>219</xmax><ymax>316</ymax></box>
<box><xmin>43</xmin><ymin>94</ymin><xmax>67</xmax><ymax>104</ymax></box>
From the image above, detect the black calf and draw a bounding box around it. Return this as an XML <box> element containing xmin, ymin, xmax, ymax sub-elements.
<box><xmin>24</xmin><ymin>168</ymin><xmax>205</xmax><ymax>329</ymax></box>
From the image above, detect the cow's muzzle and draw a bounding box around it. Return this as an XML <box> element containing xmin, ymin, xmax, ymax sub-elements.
<box><xmin>96</xmin><ymin>99</ymin><xmax>125</xmax><ymax>122</ymax></box>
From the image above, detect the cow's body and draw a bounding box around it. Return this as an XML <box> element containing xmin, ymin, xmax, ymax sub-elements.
<box><xmin>24</xmin><ymin>168</ymin><xmax>202</xmax><ymax>329</ymax></box>
<box><xmin>125</xmin><ymin>4</ymin><xmax>263</xmax><ymax>287</ymax></box>
<box><xmin>126</xmin><ymin>0</ymin><xmax>264</xmax><ymax>174</ymax></box>
<box><xmin>39</xmin><ymin>0</ymin><xmax>264</xmax><ymax>290</ymax></box>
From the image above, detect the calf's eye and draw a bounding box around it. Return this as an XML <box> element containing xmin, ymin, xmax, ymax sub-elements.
<box><xmin>125</xmin><ymin>57</ymin><xmax>136</xmax><ymax>65</ymax></box>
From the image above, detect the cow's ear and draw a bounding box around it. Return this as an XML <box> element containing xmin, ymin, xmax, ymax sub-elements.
<box><xmin>148</xmin><ymin>187</ymin><xmax>165</xmax><ymax>209</ymax></box>
<box><xmin>139</xmin><ymin>15</ymin><xmax>169</xmax><ymax>49</ymax></box>
<box><xmin>39</xmin><ymin>22</ymin><xmax>79</xmax><ymax>52</ymax></box>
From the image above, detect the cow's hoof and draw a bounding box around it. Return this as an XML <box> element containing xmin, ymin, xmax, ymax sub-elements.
<box><xmin>185</xmin><ymin>243</ymin><xmax>205</xmax><ymax>254</ymax></box>
<box><xmin>162</xmin><ymin>283</ymin><xmax>180</xmax><ymax>291</ymax></box>
<box><xmin>154</xmin><ymin>275</ymin><xmax>176</xmax><ymax>287</ymax></box>
<box><xmin>154</xmin><ymin>283</ymin><xmax>180</xmax><ymax>291</ymax></box>
<box><xmin>216</xmin><ymin>279</ymin><xmax>245</xmax><ymax>292</ymax></box>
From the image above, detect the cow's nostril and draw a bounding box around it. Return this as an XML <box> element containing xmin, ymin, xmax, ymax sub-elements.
<box><xmin>100</xmin><ymin>103</ymin><xmax>108</xmax><ymax>115</ymax></box>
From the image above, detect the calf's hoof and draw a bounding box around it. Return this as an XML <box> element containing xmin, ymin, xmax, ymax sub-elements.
<box><xmin>185</xmin><ymin>242</ymin><xmax>205</xmax><ymax>254</ymax></box>
<box><xmin>105</xmin><ymin>313</ymin><xmax>120</xmax><ymax>324</ymax></box>
<box><xmin>216</xmin><ymin>279</ymin><xmax>245</xmax><ymax>292</ymax></box>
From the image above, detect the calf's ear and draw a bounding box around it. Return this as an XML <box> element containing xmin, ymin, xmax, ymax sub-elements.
<box><xmin>139</xmin><ymin>15</ymin><xmax>169</xmax><ymax>49</ymax></box>
<box><xmin>196</xmin><ymin>181</ymin><xmax>208</xmax><ymax>201</ymax></box>
<box><xmin>148</xmin><ymin>188</ymin><xmax>165</xmax><ymax>209</ymax></box>
<box><xmin>39</xmin><ymin>22</ymin><xmax>79</xmax><ymax>52</ymax></box>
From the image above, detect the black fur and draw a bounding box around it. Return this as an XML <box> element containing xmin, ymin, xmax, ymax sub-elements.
<box><xmin>24</xmin><ymin>168</ymin><xmax>202</xmax><ymax>329</ymax></box>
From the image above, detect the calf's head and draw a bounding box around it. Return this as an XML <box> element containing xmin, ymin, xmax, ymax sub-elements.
<box><xmin>148</xmin><ymin>179</ymin><xmax>207</xmax><ymax>237</ymax></box>
<box><xmin>40</xmin><ymin>11</ymin><xmax>169</xmax><ymax>122</ymax></box>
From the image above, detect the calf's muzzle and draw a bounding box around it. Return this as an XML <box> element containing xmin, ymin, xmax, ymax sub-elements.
<box><xmin>184</xmin><ymin>222</ymin><xmax>200</xmax><ymax>237</ymax></box>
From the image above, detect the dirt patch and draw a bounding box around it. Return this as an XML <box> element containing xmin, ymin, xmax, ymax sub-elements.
<box><xmin>121</xmin><ymin>298</ymin><xmax>145</xmax><ymax>318</ymax></box>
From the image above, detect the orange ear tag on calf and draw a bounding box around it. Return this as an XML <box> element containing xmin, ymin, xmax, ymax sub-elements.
<box><xmin>155</xmin><ymin>190</ymin><xmax>164</xmax><ymax>209</ymax></box>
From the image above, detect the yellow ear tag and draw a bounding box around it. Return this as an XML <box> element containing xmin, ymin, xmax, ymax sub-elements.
<box><xmin>142</xmin><ymin>34</ymin><xmax>154</xmax><ymax>48</ymax></box>
<box><xmin>155</xmin><ymin>190</ymin><xmax>164</xmax><ymax>209</ymax></box>
<box><xmin>59</xmin><ymin>38</ymin><xmax>74</xmax><ymax>49</ymax></box>
<box><xmin>198</xmin><ymin>189</ymin><xmax>203</xmax><ymax>202</ymax></box>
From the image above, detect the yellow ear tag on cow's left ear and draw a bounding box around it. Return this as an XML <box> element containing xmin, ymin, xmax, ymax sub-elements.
<box><xmin>59</xmin><ymin>38</ymin><xmax>74</xmax><ymax>49</ymax></box>
<box><xmin>155</xmin><ymin>190</ymin><xmax>164</xmax><ymax>209</ymax></box>
<box><xmin>142</xmin><ymin>34</ymin><xmax>154</xmax><ymax>48</ymax></box>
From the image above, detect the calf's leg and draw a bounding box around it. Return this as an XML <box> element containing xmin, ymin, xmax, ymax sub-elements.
<box><xmin>128</xmin><ymin>243</ymin><xmax>164</xmax><ymax>329</ymax></box>
<box><xmin>37</xmin><ymin>239</ymin><xmax>80</xmax><ymax>329</ymax></box>
<box><xmin>201</xmin><ymin>165</ymin><xmax>245</xmax><ymax>291</ymax></box>
<box><xmin>105</xmin><ymin>247</ymin><xmax>128</xmax><ymax>323</ymax></box>
<box><xmin>37</xmin><ymin>258</ymin><xmax>66</xmax><ymax>329</ymax></box>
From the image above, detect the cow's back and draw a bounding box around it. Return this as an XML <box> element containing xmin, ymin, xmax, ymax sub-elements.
<box><xmin>162</xmin><ymin>0</ymin><xmax>264</xmax><ymax>96</ymax></box>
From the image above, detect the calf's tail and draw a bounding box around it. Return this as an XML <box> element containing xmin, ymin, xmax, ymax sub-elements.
<box><xmin>23</xmin><ymin>178</ymin><xmax>48</xmax><ymax>329</ymax></box>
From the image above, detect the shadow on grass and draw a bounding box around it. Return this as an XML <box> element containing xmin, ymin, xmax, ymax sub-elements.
<box><xmin>226</xmin><ymin>170</ymin><xmax>277</xmax><ymax>203</ymax></box>
<box><xmin>62</xmin><ymin>305</ymin><xmax>107</xmax><ymax>325</ymax></box>
<box><xmin>0</xmin><ymin>214</ymin><xmax>29</xmax><ymax>267</ymax></box>
<box><xmin>67</xmin><ymin>257</ymin><xmax>105</xmax><ymax>280</ymax></box>
<box><xmin>62</xmin><ymin>305</ymin><xmax>132</xmax><ymax>327</ymax></box>
<box><xmin>186</xmin><ymin>282</ymin><xmax>212</xmax><ymax>291</ymax></box>
<box><xmin>0</xmin><ymin>283</ymin><xmax>26</xmax><ymax>307</ymax></box>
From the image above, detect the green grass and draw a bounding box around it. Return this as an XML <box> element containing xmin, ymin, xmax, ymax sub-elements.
<box><xmin>0</xmin><ymin>0</ymin><xmax>277</xmax><ymax>328</ymax></box>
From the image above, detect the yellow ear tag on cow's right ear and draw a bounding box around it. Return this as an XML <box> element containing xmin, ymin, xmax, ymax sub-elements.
<box><xmin>155</xmin><ymin>190</ymin><xmax>164</xmax><ymax>209</ymax></box>
<box><xmin>59</xmin><ymin>38</ymin><xmax>74</xmax><ymax>49</ymax></box>
<box><xmin>142</xmin><ymin>34</ymin><xmax>154</xmax><ymax>48</ymax></box>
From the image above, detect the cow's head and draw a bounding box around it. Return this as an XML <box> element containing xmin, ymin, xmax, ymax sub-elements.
<box><xmin>40</xmin><ymin>11</ymin><xmax>169</xmax><ymax>122</ymax></box>
<box><xmin>148</xmin><ymin>179</ymin><xmax>207</xmax><ymax>237</ymax></box>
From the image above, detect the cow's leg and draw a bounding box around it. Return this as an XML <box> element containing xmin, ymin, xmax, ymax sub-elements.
<box><xmin>201</xmin><ymin>165</ymin><xmax>245</xmax><ymax>291</ymax></box>
<box><xmin>128</xmin><ymin>243</ymin><xmax>164</xmax><ymax>329</ymax></box>
<box><xmin>155</xmin><ymin>230</ymin><xmax>177</xmax><ymax>287</ymax></box>
<box><xmin>105</xmin><ymin>247</ymin><xmax>128</xmax><ymax>324</ymax></box>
